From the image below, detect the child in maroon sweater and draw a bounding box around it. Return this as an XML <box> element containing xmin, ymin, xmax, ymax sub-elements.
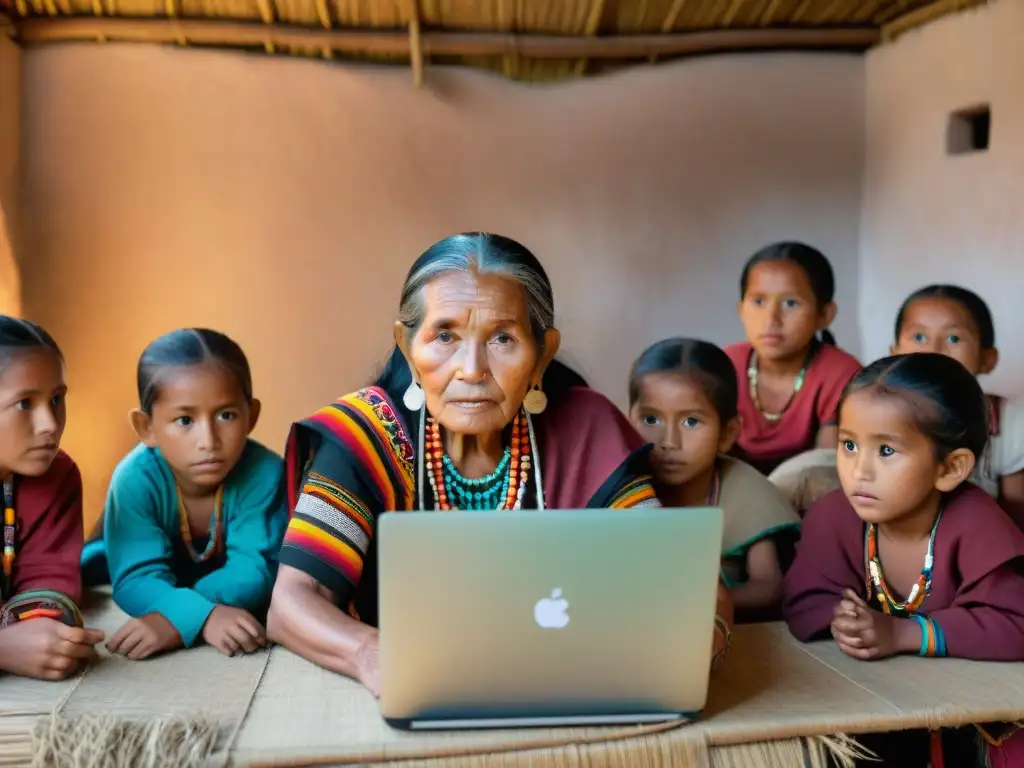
<box><xmin>0</xmin><ymin>317</ymin><xmax>103</xmax><ymax>680</ymax></box>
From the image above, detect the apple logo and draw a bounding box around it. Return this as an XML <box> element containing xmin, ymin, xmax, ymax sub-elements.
<box><xmin>533</xmin><ymin>588</ymin><xmax>570</xmax><ymax>629</ymax></box>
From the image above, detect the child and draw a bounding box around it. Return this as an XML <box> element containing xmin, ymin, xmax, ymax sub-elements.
<box><xmin>892</xmin><ymin>284</ymin><xmax>1024</xmax><ymax>527</ymax></box>
<box><xmin>727</xmin><ymin>242</ymin><xmax>861</xmax><ymax>475</ymax></box>
<box><xmin>101</xmin><ymin>328</ymin><xmax>287</xmax><ymax>660</ymax></box>
<box><xmin>784</xmin><ymin>353</ymin><xmax>1024</xmax><ymax>767</ymax></box>
<box><xmin>629</xmin><ymin>338</ymin><xmax>799</xmax><ymax>619</ymax></box>
<box><xmin>0</xmin><ymin>316</ymin><xmax>104</xmax><ymax>680</ymax></box>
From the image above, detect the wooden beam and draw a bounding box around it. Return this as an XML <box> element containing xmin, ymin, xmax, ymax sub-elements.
<box><xmin>574</xmin><ymin>0</ymin><xmax>607</xmax><ymax>77</ymax></box>
<box><xmin>790</xmin><ymin>0</ymin><xmax>813</xmax><ymax>23</ymax></box>
<box><xmin>164</xmin><ymin>0</ymin><xmax>184</xmax><ymax>45</ymax></box>
<box><xmin>721</xmin><ymin>0</ymin><xmax>745</xmax><ymax>27</ymax></box>
<box><xmin>882</xmin><ymin>0</ymin><xmax>982</xmax><ymax>41</ymax></box>
<box><xmin>758</xmin><ymin>0</ymin><xmax>782</xmax><ymax>26</ymax></box>
<box><xmin>14</xmin><ymin>18</ymin><xmax>880</xmax><ymax>58</ymax></box>
<box><xmin>314</xmin><ymin>0</ymin><xmax>330</xmax><ymax>58</ymax></box>
<box><xmin>649</xmin><ymin>0</ymin><xmax>686</xmax><ymax>63</ymax></box>
<box><xmin>408</xmin><ymin>0</ymin><xmax>422</xmax><ymax>87</ymax></box>
<box><xmin>873</xmin><ymin>0</ymin><xmax>911</xmax><ymax>25</ymax></box>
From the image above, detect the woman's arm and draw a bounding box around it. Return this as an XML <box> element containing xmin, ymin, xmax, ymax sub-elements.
<box><xmin>730</xmin><ymin>538</ymin><xmax>784</xmax><ymax>612</ymax></box>
<box><xmin>267</xmin><ymin>566</ymin><xmax>380</xmax><ymax>694</ymax></box>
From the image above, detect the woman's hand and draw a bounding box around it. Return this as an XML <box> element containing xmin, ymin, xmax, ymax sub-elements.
<box><xmin>201</xmin><ymin>606</ymin><xmax>267</xmax><ymax>656</ymax></box>
<box><xmin>107</xmin><ymin>613</ymin><xmax>183</xmax><ymax>660</ymax></box>
<box><xmin>354</xmin><ymin>629</ymin><xmax>381</xmax><ymax>697</ymax></box>
<box><xmin>0</xmin><ymin>618</ymin><xmax>104</xmax><ymax>679</ymax></box>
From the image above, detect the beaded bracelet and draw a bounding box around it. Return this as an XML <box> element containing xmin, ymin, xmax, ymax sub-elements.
<box><xmin>711</xmin><ymin>614</ymin><xmax>731</xmax><ymax>670</ymax></box>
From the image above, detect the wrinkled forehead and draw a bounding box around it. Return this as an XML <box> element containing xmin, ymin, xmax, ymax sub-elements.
<box><xmin>419</xmin><ymin>271</ymin><xmax>531</xmax><ymax>328</ymax></box>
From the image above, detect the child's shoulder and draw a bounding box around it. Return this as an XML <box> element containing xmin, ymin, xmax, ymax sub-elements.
<box><xmin>723</xmin><ymin>342</ymin><xmax>752</xmax><ymax>366</ymax></box>
<box><xmin>17</xmin><ymin>450</ymin><xmax>82</xmax><ymax>503</ymax></box>
<box><xmin>941</xmin><ymin>483</ymin><xmax>1024</xmax><ymax>574</ymax></box>
<box><xmin>108</xmin><ymin>443</ymin><xmax>168</xmax><ymax>490</ymax></box>
<box><xmin>228</xmin><ymin>439</ymin><xmax>284</xmax><ymax>484</ymax></box>
<box><xmin>719</xmin><ymin>454</ymin><xmax>778</xmax><ymax>495</ymax></box>
<box><xmin>718</xmin><ymin>454</ymin><xmax>799</xmax><ymax>518</ymax></box>
<box><xmin>44</xmin><ymin>450</ymin><xmax>81</xmax><ymax>484</ymax></box>
<box><xmin>811</xmin><ymin>344</ymin><xmax>861</xmax><ymax>376</ymax></box>
<box><xmin>946</xmin><ymin>482</ymin><xmax>1022</xmax><ymax>536</ymax></box>
<box><xmin>804</xmin><ymin>487</ymin><xmax>860</xmax><ymax>529</ymax></box>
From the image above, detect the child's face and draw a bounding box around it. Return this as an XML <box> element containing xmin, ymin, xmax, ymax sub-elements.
<box><xmin>0</xmin><ymin>349</ymin><xmax>67</xmax><ymax>478</ymax></box>
<box><xmin>836</xmin><ymin>390</ymin><xmax>947</xmax><ymax>525</ymax></box>
<box><xmin>891</xmin><ymin>297</ymin><xmax>995</xmax><ymax>376</ymax></box>
<box><xmin>629</xmin><ymin>372</ymin><xmax>736</xmax><ymax>489</ymax></box>
<box><xmin>738</xmin><ymin>261</ymin><xmax>834</xmax><ymax>362</ymax></box>
<box><xmin>134</xmin><ymin>363</ymin><xmax>257</xmax><ymax>494</ymax></box>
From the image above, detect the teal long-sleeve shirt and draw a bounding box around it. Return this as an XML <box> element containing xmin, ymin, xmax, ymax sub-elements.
<box><xmin>104</xmin><ymin>440</ymin><xmax>288</xmax><ymax>647</ymax></box>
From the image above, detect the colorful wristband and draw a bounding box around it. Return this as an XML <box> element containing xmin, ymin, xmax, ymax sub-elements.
<box><xmin>911</xmin><ymin>614</ymin><xmax>946</xmax><ymax>657</ymax></box>
<box><xmin>912</xmin><ymin>614</ymin><xmax>930</xmax><ymax>656</ymax></box>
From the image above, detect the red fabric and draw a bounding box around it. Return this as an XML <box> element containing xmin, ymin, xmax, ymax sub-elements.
<box><xmin>535</xmin><ymin>387</ymin><xmax>647</xmax><ymax>509</ymax></box>
<box><xmin>991</xmin><ymin>731</ymin><xmax>1024</xmax><ymax>768</ymax></box>
<box><xmin>783</xmin><ymin>483</ymin><xmax>1024</xmax><ymax>660</ymax></box>
<box><xmin>7</xmin><ymin>451</ymin><xmax>84</xmax><ymax>604</ymax></box>
<box><xmin>725</xmin><ymin>342</ymin><xmax>861</xmax><ymax>474</ymax></box>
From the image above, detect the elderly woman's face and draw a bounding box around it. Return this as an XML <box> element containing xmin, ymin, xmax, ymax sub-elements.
<box><xmin>404</xmin><ymin>271</ymin><xmax>542</xmax><ymax>436</ymax></box>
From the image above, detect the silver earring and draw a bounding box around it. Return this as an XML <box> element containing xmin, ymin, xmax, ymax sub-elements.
<box><xmin>403</xmin><ymin>381</ymin><xmax>425</xmax><ymax>411</ymax></box>
<box><xmin>523</xmin><ymin>385</ymin><xmax>548</xmax><ymax>415</ymax></box>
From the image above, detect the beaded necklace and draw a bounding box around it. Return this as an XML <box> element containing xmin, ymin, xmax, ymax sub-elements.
<box><xmin>175</xmin><ymin>482</ymin><xmax>224</xmax><ymax>563</ymax></box>
<box><xmin>2</xmin><ymin>478</ymin><xmax>15</xmax><ymax>599</ymax></box>
<box><xmin>747</xmin><ymin>350</ymin><xmax>807</xmax><ymax>422</ymax></box>
<box><xmin>864</xmin><ymin>508</ymin><xmax>942</xmax><ymax>615</ymax></box>
<box><xmin>425</xmin><ymin>413</ymin><xmax>532</xmax><ymax>511</ymax></box>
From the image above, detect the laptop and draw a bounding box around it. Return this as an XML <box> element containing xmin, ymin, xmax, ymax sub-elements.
<box><xmin>377</xmin><ymin>506</ymin><xmax>724</xmax><ymax>730</ymax></box>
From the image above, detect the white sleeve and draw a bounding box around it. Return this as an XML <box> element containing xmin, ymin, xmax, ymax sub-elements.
<box><xmin>992</xmin><ymin>396</ymin><xmax>1024</xmax><ymax>477</ymax></box>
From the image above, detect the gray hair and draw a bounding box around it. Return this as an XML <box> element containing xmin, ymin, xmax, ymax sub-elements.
<box><xmin>397</xmin><ymin>233</ymin><xmax>555</xmax><ymax>345</ymax></box>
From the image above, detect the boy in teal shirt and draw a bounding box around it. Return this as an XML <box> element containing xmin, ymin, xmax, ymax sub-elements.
<box><xmin>100</xmin><ymin>329</ymin><xmax>287</xmax><ymax>659</ymax></box>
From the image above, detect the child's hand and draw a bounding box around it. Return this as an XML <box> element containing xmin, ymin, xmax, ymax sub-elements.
<box><xmin>107</xmin><ymin>613</ymin><xmax>183</xmax><ymax>660</ymax></box>
<box><xmin>201</xmin><ymin>606</ymin><xmax>266</xmax><ymax>656</ymax></box>
<box><xmin>0</xmin><ymin>618</ymin><xmax>104</xmax><ymax>680</ymax></box>
<box><xmin>830</xmin><ymin>588</ymin><xmax>896</xmax><ymax>660</ymax></box>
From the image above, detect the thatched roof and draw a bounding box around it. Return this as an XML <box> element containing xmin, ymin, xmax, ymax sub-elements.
<box><xmin>0</xmin><ymin>0</ymin><xmax>990</xmax><ymax>83</ymax></box>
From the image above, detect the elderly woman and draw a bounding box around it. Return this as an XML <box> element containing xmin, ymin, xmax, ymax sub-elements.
<box><xmin>268</xmin><ymin>233</ymin><xmax>732</xmax><ymax>694</ymax></box>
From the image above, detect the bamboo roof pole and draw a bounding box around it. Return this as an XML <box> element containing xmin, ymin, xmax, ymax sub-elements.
<box><xmin>883</xmin><ymin>0</ymin><xmax>980</xmax><ymax>40</ymax></box>
<box><xmin>790</xmin><ymin>0</ymin><xmax>813</xmax><ymax>23</ymax></box>
<box><xmin>498</xmin><ymin>0</ymin><xmax>517</xmax><ymax>80</ymax></box>
<box><xmin>408</xmin><ymin>0</ymin><xmax>423</xmax><ymax>87</ymax></box>
<box><xmin>254</xmin><ymin>0</ymin><xmax>274</xmax><ymax>53</ymax></box>
<box><xmin>758</xmin><ymin>0</ymin><xmax>782</xmax><ymax>25</ymax></box>
<box><xmin>574</xmin><ymin>0</ymin><xmax>606</xmax><ymax>77</ymax></box>
<box><xmin>650</xmin><ymin>0</ymin><xmax>686</xmax><ymax>64</ymax></box>
<box><xmin>91</xmin><ymin>0</ymin><xmax>104</xmax><ymax>42</ymax></box>
<box><xmin>165</xmin><ymin>0</ymin><xmax>185</xmax><ymax>46</ymax></box>
<box><xmin>314</xmin><ymin>0</ymin><xmax>331</xmax><ymax>58</ymax></box>
<box><xmin>874</xmin><ymin>0</ymin><xmax>911</xmax><ymax>25</ymax></box>
<box><xmin>13</xmin><ymin>19</ymin><xmax>881</xmax><ymax>56</ymax></box>
<box><xmin>721</xmin><ymin>0</ymin><xmax>744</xmax><ymax>26</ymax></box>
